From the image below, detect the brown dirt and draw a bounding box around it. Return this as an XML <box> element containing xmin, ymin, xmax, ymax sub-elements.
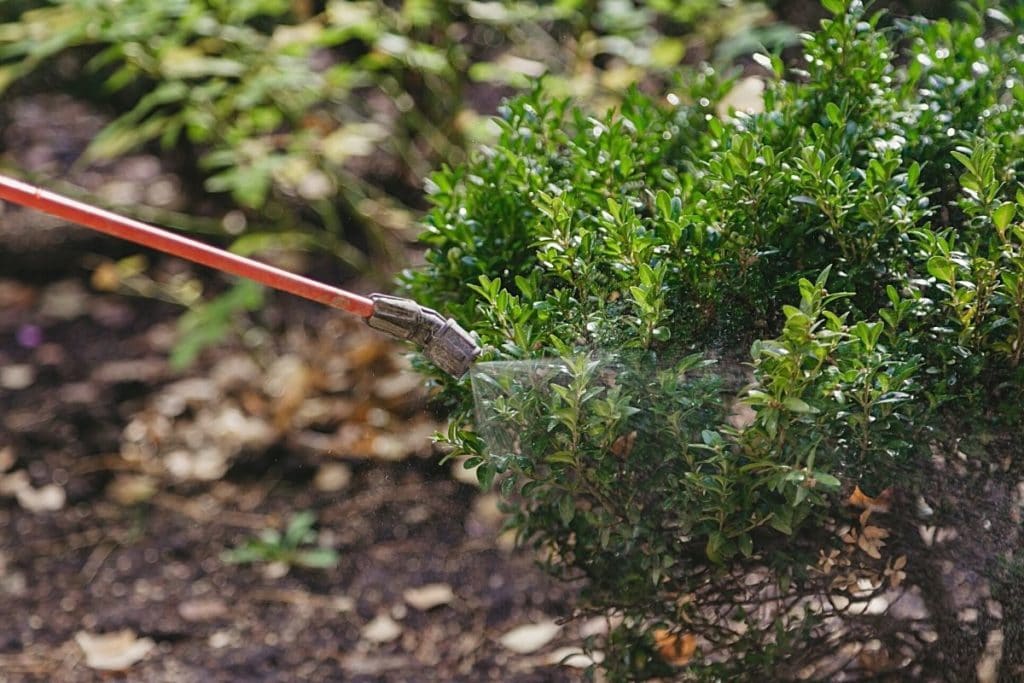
<box><xmin>0</xmin><ymin>93</ymin><xmax>587</xmax><ymax>682</ymax></box>
<box><xmin>0</xmin><ymin>256</ymin><xmax>589</xmax><ymax>682</ymax></box>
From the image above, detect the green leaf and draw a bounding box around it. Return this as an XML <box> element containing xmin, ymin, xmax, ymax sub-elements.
<box><xmin>229</xmin><ymin>232</ymin><xmax>317</xmax><ymax>257</ymax></box>
<box><xmin>652</xmin><ymin>326</ymin><xmax>671</xmax><ymax>342</ymax></box>
<box><xmin>544</xmin><ymin>450</ymin><xmax>577</xmax><ymax>466</ymax></box>
<box><xmin>782</xmin><ymin>397</ymin><xmax>817</xmax><ymax>414</ymax></box>
<box><xmin>813</xmin><ymin>472</ymin><xmax>842</xmax><ymax>489</ymax></box>
<box><xmin>793</xmin><ymin>485</ymin><xmax>808</xmax><ymax>506</ymax></box>
<box><xmin>701</xmin><ymin>430</ymin><xmax>723</xmax><ymax>446</ymax></box>
<box><xmin>951</xmin><ymin>150</ymin><xmax>974</xmax><ymax>174</ymax></box>
<box><xmin>821</xmin><ymin>0</ymin><xmax>846</xmax><ymax>15</ymax></box>
<box><xmin>993</xmin><ymin>202</ymin><xmax>1016</xmax><ymax>232</ymax></box>
<box><xmin>706</xmin><ymin>531</ymin><xmax>727</xmax><ymax>563</ymax></box>
<box><xmin>83</xmin><ymin>115</ymin><xmax>171</xmax><ymax>163</ymax></box>
<box><xmin>825</xmin><ymin>102</ymin><xmax>842</xmax><ymax>126</ymax></box>
<box><xmin>222</xmin><ymin>546</ymin><xmax>264</xmax><ymax>565</ymax></box>
<box><xmin>926</xmin><ymin>256</ymin><xmax>956</xmax><ymax>283</ymax></box>
<box><xmin>476</xmin><ymin>463</ymin><xmax>496</xmax><ymax>490</ymax></box>
<box><xmin>907</xmin><ymin>161</ymin><xmax>921</xmax><ymax>187</ymax></box>
<box><xmin>285</xmin><ymin>511</ymin><xmax>317</xmax><ymax>547</ymax></box>
<box><xmin>160</xmin><ymin>47</ymin><xmax>245</xmax><ymax>79</ymax></box>
<box><xmin>769</xmin><ymin>508</ymin><xmax>793</xmax><ymax>535</ymax></box>
<box><xmin>737</xmin><ymin>533</ymin><xmax>754</xmax><ymax>558</ymax></box>
<box><xmin>500</xmin><ymin>475</ymin><xmax>517</xmax><ymax>497</ymax></box>
<box><xmin>296</xmin><ymin>548</ymin><xmax>340</xmax><ymax>569</ymax></box>
<box><xmin>649</xmin><ymin>37</ymin><xmax>685</xmax><ymax>68</ymax></box>
<box><xmin>170</xmin><ymin>281</ymin><xmax>265</xmax><ymax>370</ymax></box>
<box><xmin>558</xmin><ymin>495</ymin><xmax>575</xmax><ymax>525</ymax></box>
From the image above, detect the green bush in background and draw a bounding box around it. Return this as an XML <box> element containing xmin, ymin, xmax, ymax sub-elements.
<box><xmin>0</xmin><ymin>0</ymin><xmax>792</xmax><ymax>262</ymax></box>
<box><xmin>404</xmin><ymin>0</ymin><xmax>1024</xmax><ymax>677</ymax></box>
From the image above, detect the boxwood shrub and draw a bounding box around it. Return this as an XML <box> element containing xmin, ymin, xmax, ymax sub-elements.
<box><xmin>404</xmin><ymin>0</ymin><xmax>1023</xmax><ymax>678</ymax></box>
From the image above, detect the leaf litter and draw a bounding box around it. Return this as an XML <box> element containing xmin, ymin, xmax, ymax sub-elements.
<box><xmin>74</xmin><ymin>629</ymin><xmax>155</xmax><ymax>671</ymax></box>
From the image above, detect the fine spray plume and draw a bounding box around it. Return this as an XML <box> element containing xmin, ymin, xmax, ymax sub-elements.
<box><xmin>468</xmin><ymin>350</ymin><xmax>753</xmax><ymax>472</ymax></box>
<box><xmin>0</xmin><ymin>173</ymin><xmax>480</xmax><ymax>378</ymax></box>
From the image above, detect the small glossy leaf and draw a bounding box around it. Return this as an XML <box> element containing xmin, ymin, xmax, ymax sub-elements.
<box><xmin>782</xmin><ymin>397</ymin><xmax>817</xmax><ymax>413</ymax></box>
<box><xmin>927</xmin><ymin>256</ymin><xmax>955</xmax><ymax>283</ymax></box>
<box><xmin>737</xmin><ymin>533</ymin><xmax>754</xmax><ymax>557</ymax></box>
<box><xmin>821</xmin><ymin>0</ymin><xmax>846</xmax><ymax>14</ymax></box>
<box><xmin>813</xmin><ymin>472</ymin><xmax>841</xmax><ymax>489</ymax></box>
<box><xmin>558</xmin><ymin>495</ymin><xmax>575</xmax><ymax>525</ymax></box>
<box><xmin>825</xmin><ymin>102</ymin><xmax>842</xmax><ymax>126</ymax></box>
<box><xmin>993</xmin><ymin>202</ymin><xmax>1016</xmax><ymax>231</ymax></box>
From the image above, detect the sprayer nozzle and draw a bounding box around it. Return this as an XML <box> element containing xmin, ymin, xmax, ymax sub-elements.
<box><xmin>365</xmin><ymin>294</ymin><xmax>480</xmax><ymax>378</ymax></box>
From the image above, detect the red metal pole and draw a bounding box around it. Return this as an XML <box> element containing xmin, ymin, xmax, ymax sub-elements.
<box><xmin>0</xmin><ymin>174</ymin><xmax>375</xmax><ymax>318</ymax></box>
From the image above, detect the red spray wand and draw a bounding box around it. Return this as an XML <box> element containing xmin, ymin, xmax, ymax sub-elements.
<box><xmin>0</xmin><ymin>173</ymin><xmax>479</xmax><ymax>377</ymax></box>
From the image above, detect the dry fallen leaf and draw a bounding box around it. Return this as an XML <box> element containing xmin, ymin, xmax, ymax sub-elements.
<box><xmin>0</xmin><ymin>363</ymin><xmax>36</xmax><ymax>390</ymax></box>
<box><xmin>499</xmin><ymin>620</ymin><xmax>561</xmax><ymax>654</ymax></box>
<box><xmin>817</xmin><ymin>548</ymin><xmax>842</xmax><ymax>574</ymax></box>
<box><xmin>361</xmin><ymin>614</ymin><xmax>402</xmax><ymax>644</ymax></box>
<box><xmin>653</xmin><ymin>629</ymin><xmax>697</xmax><ymax>666</ymax></box>
<box><xmin>856</xmin><ymin>526</ymin><xmax>889</xmax><ymax>560</ymax></box>
<box><xmin>106</xmin><ymin>475</ymin><xmax>157</xmax><ymax>505</ymax></box>
<box><xmin>208</xmin><ymin>630</ymin><xmax>234</xmax><ymax>649</ymax></box>
<box><xmin>0</xmin><ymin>469</ymin><xmax>28</xmax><ymax>496</ymax></box>
<box><xmin>74</xmin><ymin>629</ymin><xmax>155</xmax><ymax>671</ymax></box>
<box><xmin>885</xmin><ymin>555</ymin><xmax>908</xmax><ymax>588</ymax></box>
<box><xmin>847</xmin><ymin>486</ymin><xmax>893</xmax><ymax>523</ymax></box>
<box><xmin>0</xmin><ymin>447</ymin><xmax>14</xmax><ymax>472</ymax></box>
<box><xmin>90</xmin><ymin>261</ymin><xmax>121</xmax><ymax>291</ymax></box>
<box><xmin>0</xmin><ymin>470</ymin><xmax>66</xmax><ymax>513</ymax></box>
<box><xmin>343</xmin><ymin>339</ymin><xmax>390</xmax><ymax>368</ymax></box>
<box><xmin>403</xmin><ymin>583</ymin><xmax>454</xmax><ymax>611</ymax></box>
<box><xmin>265</xmin><ymin>356</ymin><xmax>317</xmax><ymax>430</ymax></box>
<box><xmin>727</xmin><ymin>401</ymin><xmax>757</xmax><ymax>430</ymax></box>
<box><xmin>976</xmin><ymin>628</ymin><xmax>1004</xmax><ymax>683</ymax></box>
<box><xmin>857</xmin><ymin>535</ymin><xmax>883</xmax><ymax>560</ymax></box>
<box><xmin>313</xmin><ymin>463</ymin><xmax>352</xmax><ymax>493</ymax></box>
<box><xmin>177</xmin><ymin>598</ymin><xmax>228</xmax><ymax>622</ymax></box>
<box><xmin>611</xmin><ymin>431</ymin><xmax>637</xmax><ymax>458</ymax></box>
<box><xmin>373</xmin><ymin>372</ymin><xmax>423</xmax><ymax>405</ymax></box>
<box><xmin>39</xmin><ymin>279</ymin><xmax>88</xmax><ymax>320</ymax></box>
<box><xmin>546</xmin><ymin>647</ymin><xmax>605</xmax><ymax>668</ymax></box>
<box><xmin>831</xmin><ymin>571</ymin><xmax>860</xmax><ymax>593</ymax></box>
<box><xmin>262</xmin><ymin>561</ymin><xmax>290</xmax><ymax>580</ymax></box>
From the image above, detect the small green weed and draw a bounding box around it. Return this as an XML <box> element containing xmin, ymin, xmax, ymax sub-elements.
<box><xmin>222</xmin><ymin>511</ymin><xmax>338</xmax><ymax>570</ymax></box>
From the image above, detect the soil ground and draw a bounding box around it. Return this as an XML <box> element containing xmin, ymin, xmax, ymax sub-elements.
<box><xmin>0</xmin><ymin>231</ymin><xmax>587</xmax><ymax>683</ymax></box>
<box><xmin>0</xmin><ymin>95</ymin><xmax>588</xmax><ymax>681</ymax></box>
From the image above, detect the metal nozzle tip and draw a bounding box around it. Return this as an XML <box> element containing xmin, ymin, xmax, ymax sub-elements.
<box><xmin>421</xmin><ymin>318</ymin><xmax>480</xmax><ymax>378</ymax></box>
<box><xmin>365</xmin><ymin>294</ymin><xmax>481</xmax><ymax>378</ymax></box>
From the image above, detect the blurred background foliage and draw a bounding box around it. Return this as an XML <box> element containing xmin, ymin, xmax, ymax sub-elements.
<box><xmin>0</xmin><ymin>0</ymin><xmax>798</xmax><ymax>265</ymax></box>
